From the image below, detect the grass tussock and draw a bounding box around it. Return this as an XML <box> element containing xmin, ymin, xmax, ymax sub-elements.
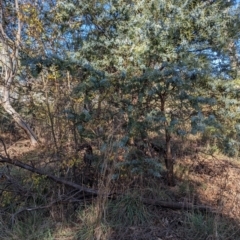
<box><xmin>106</xmin><ymin>194</ymin><xmax>151</xmax><ymax>227</ymax></box>
<box><xmin>0</xmin><ymin>212</ymin><xmax>54</xmax><ymax>240</ymax></box>
<box><xmin>183</xmin><ymin>212</ymin><xmax>240</xmax><ymax>240</ymax></box>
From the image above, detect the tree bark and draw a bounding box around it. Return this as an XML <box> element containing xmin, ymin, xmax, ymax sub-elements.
<box><xmin>160</xmin><ymin>93</ymin><xmax>175</xmax><ymax>186</ymax></box>
<box><xmin>165</xmin><ymin>129</ymin><xmax>174</xmax><ymax>186</ymax></box>
<box><xmin>1</xmin><ymin>86</ymin><xmax>38</xmax><ymax>146</ymax></box>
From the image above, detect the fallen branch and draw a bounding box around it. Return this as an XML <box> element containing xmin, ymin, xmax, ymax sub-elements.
<box><xmin>0</xmin><ymin>154</ymin><xmax>98</xmax><ymax>196</ymax></box>
<box><xmin>141</xmin><ymin>198</ymin><xmax>215</xmax><ymax>212</ymax></box>
<box><xmin>0</xmin><ymin>155</ymin><xmax>215</xmax><ymax>213</ymax></box>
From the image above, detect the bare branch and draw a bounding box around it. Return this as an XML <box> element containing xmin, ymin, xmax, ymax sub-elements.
<box><xmin>0</xmin><ymin>154</ymin><xmax>98</xmax><ymax>196</ymax></box>
<box><xmin>0</xmin><ymin>137</ymin><xmax>9</xmax><ymax>158</ymax></box>
<box><xmin>141</xmin><ymin>198</ymin><xmax>215</xmax><ymax>213</ymax></box>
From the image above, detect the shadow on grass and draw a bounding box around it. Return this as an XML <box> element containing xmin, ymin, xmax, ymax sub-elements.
<box><xmin>1</xmin><ymin>140</ymin><xmax>240</xmax><ymax>240</ymax></box>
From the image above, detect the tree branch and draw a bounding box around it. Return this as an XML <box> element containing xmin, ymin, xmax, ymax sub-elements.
<box><xmin>0</xmin><ymin>155</ymin><xmax>215</xmax><ymax>214</ymax></box>
<box><xmin>0</xmin><ymin>154</ymin><xmax>98</xmax><ymax>196</ymax></box>
<box><xmin>141</xmin><ymin>198</ymin><xmax>215</xmax><ymax>213</ymax></box>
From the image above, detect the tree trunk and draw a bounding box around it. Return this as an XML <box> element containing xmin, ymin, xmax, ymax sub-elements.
<box><xmin>1</xmin><ymin>86</ymin><xmax>38</xmax><ymax>146</ymax></box>
<box><xmin>165</xmin><ymin>129</ymin><xmax>174</xmax><ymax>186</ymax></box>
<box><xmin>0</xmin><ymin>7</ymin><xmax>39</xmax><ymax>146</ymax></box>
<box><xmin>160</xmin><ymin>93</ymin><xmax>174</xmax><ymax>186</ymax></box>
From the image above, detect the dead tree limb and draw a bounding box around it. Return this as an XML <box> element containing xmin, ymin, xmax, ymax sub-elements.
<box><xmin>0</xmin><ymin>154</ymin><xmax>98</xmax><ymax>196</ymax></box>
<box><xmin>0</xmin><ymin>155</ymin><xmax>215</xmax><ymax>213</ymax></box>
<box><xmin>141</xmin><ymin>198</ymin><xmax>215</xmax><ymax>213</ymax></box>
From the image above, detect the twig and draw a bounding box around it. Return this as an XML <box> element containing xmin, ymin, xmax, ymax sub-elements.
<box><xmin>0</xmin><ymin>137</ymin><xmax>9</xmax><ymax>158</ymax></box>
<box><xmin>11</xmin><ymin>199</ymin><xmax>61</xmax><ymax>225</ymax></box>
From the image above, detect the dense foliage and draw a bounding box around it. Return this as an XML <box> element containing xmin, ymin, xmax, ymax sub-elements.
<box><xmin>0</xmin><ymin>0</ymin><xmax>239</xmax><ymax>180</ymax></box>
<box><xmin>0</xmin><ymin>1</ymin><xmax>240</xmax><ymax>238</ymax></box>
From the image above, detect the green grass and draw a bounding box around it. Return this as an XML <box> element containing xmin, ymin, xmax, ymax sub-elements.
<box><xmin>0</xmin><ymin>212</ymin><xmax>54</xmax><ymax>240</ymax></box>
<box><xmin>106</xmin><ymin>194</ymin><xmax>150</xmax><ymax>227</ymax></box>
<box><xmin>183</xmin><ymin>212</ymin><xmax>240</xmax><ymax>240</ymax></box>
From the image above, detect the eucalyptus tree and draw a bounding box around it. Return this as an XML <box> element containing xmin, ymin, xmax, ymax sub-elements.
<box><xmin>0</xmin><ymin>0</ymin><xmax>39</xmax><ymax>145</ymax></box>
<box><xmin>6</xmin><ymin>0</ymin><xmax>239</xmax><ymax>185</ymax></box>
<box><xmin>68</xmin><ymin>0</ymin><xmax>240</xmax><ymax>185</ymax></box>
<box><xmin>0</xmin><ymin>0</ymin><xmax>78</xmax><ymax>146</ymax></box>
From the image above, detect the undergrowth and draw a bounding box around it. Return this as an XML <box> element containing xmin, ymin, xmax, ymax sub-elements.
<box><xmin>1</xmin><ymin>139</ymin><xmax>240</xmax><ymax>240</ymax></box>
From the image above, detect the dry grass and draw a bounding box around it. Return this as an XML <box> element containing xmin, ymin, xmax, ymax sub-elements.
<box><xmin>1</xmin><ymin>136</ymin><xmax>240</xmax><ymax>239</ymax></box>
